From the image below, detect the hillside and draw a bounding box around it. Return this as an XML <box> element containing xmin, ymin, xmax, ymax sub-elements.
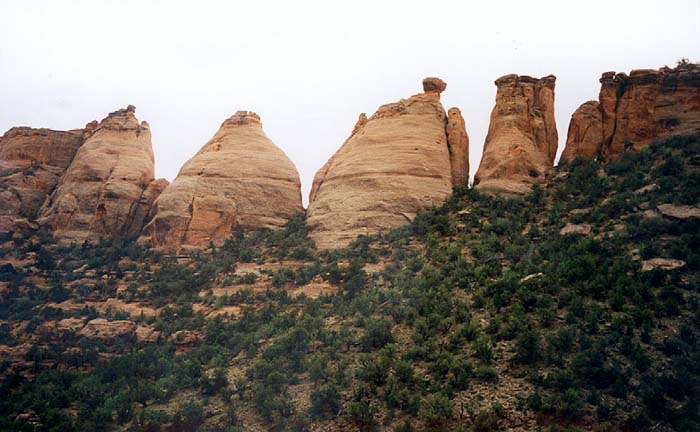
<box><xmin>1</xmin><ymin>135</ymin><xmax>699</xmax><ymax>431</ymax></box>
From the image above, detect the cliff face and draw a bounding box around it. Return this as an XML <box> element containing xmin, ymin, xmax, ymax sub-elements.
<box><xmin>38</xmin><ymin>106</ymin><xmax>163</xmax><ymax>242</ymax></box>
<box><xmin>139</xmin><ymin>111</ymin><xmax>303</xmax><ymax>253</ymax></box>
<box><xmin>306</xmin><ymin>78</ymin><xmax>469</xmax><ymax>250</ymax></box>
<box><xmin>474</xmin><ymin>74</ymin><xmax>558</xmax><ymax>195</ymax></box>
<box><xmin>563</xmin><ymin>64</ymin><xmax>700</xmax><ymax>160</ymax></box>
<box><xmin>0</xmin><ymin>127</ymin><xmax>86</xmax><ymax>233</ymax></box>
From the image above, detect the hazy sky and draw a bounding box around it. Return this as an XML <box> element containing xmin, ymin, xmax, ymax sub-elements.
<box><xmin>2</xmin><ymin>1</ymin><xmax>699</xmax><ymax>205</ymax></box>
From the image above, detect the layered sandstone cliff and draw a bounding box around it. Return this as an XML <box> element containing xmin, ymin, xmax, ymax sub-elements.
<box><xmin>38</xmin><ymin>106</ymin><xmax>164</xmax><ymax>242</ymax></box>
<box><xmin>307</xmin><ymin>78</ymin><xmax>469</xmax><ymax>250</ymax></box>
<box><xmin>563</xmin><ymin>64</ymin><xmax>700</xmax><ymax>161</ymax></box>
<box><xmin>139</xmin><ymin>111</ymin><xmax>303</xmax><ymax>253</ymax></box>
<box><xmin>474</xmin><ymin>74</ymin><xmax>558</xmax><ymax>195</ymax></box>
<box><xmin>0</xmin><ymin>127</ymin><xmax>86</xmax><ymax>233</ymax></box>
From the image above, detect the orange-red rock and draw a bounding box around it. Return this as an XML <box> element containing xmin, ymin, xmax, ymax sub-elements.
<box><xmin>38</xmin><ymin>106</ymin><xmax>163</xmax><ymax>242</ymax></box>
<box><xmin>307</xmin><ymin>78</ymin><xmax>469</xmax><ymax>249</ymax></box>
<box><xmin>140</xmin><ymin>111</ymin><xmax>302</xmax><ymax>253</ymax></box>
<box><xmin>561</xmin><ymin>101</ymin><xmax>603</xmax><ymax>161</ymax></box>
<box><xmin>474</xmin><ymin>74</ymin><xmax>558</xmax><ymax>195</ymax></box>
<box><xmin>563</xmin><ymin>64</ymin><xmax>700</xmax><ymax>160</ymax></box>
<box><xmin>0</xmin><ymin>127</ymin><xmax>85</xmax><ymax>232</ymax></box>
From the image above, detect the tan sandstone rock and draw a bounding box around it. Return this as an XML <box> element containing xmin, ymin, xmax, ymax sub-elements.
<box><xmin>474</xmin><ymin>74</ymin><xmax>558</xmax><ymax>195</ymax></box>
<box><xmin>641</xmin><ymin>258</ymin><xmax>686</xmax><ymax>272</ymax></box>
<box><xmin>0</xmin><ymin>127</ymin><xmax>85</xmax><ymax>232</ymax></box>
<box><xmin>657</xmin><ymin>204</ymin><xmax>700</xmax><ymax>219</ymax></box>
<box><xmin>140</xmin><ymin>111</ymin><xmax>302</xmax><ymax>253</ymax></box>
<box><xmin>307</xmin><ymin>78</ymin><xmax>468</xmax><ymax>249</ymax></box>
<box><xmin>563</xmin><ymin>64</ymin><xmax>700</xmax><ymax>160</ymax></box>
<box><xmin>560</xmin><ymin>223</ymin><xmax>592</xmax><ymax>236</ymax></box>
<box><xmin>446</xmin><ymin>107</ymin><xmax>470</xmax><ymax>185</ymax></box>
<box><xmin>38</xmin><ymin>106</ymin><xmax>163</xmax><ymax>242</ymax></box>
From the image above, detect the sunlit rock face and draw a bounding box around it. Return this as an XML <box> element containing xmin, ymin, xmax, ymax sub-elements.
<box><xmin>0</xmin><ymin>126</ymin><xmax>86</xmax><ymax>233</ymax></box>
<box><xmin>307</xmin><ymin>78</ymin><xmax>469</xmax><ymax>250</ymax></box>
<box><xmin>38</xmin><ymin>106</ymin><xmax>164</xmax><ymax>242</ymax></box>
<box><xmin>139</xmin><ymin>111</ymin><xmax>303</xmax><ymax>253</ymax></box>
<box><xmin>474</xmin><ymin>74</ymin><xmax>558</xmax><ymax>195</ymax></box>
<box><xmin>562</xmin><ymin>64</ymin><xmax>700</xmax><ymax>160</ymax></box>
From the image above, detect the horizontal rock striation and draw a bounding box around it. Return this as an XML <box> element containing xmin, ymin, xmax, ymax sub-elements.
<box><xmin>0</xmin><ymin>127</ymin><xmax>86</xmax><ymax>233</ymax></box>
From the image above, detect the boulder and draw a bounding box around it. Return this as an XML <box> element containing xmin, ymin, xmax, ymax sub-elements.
<box><xmin>38</xmin><ymin>106</ymin><xmax>162</xmax><ymax>242</ymax></box>
<box><xmin>641</xmin><ymin>258</ymin><xmax>686</xmax><ymax>272</ymax></box>
<box><xmin>307</xmin><ymin>78</ymin><xmax>468</xmax><ymax>249</ymax></box>
<box><xmin>560</xmin><ymin>223</ymin><xmax>592</xmax><ymax>236</ymax></box>
<box><xmin>140</xmin><ymin>111</ymin><xmax>302</xmax><ymax>252</ymax></box>
<box><xmin>0</xmin><ymin>127</ymin><xmax>85</xmax><ymax>233</ymax></box>
<box><xmin>474</xmin><ymin>74</ymin><xmax>558</xmax><ymax>195</ymax></box>
<box><xmin>657</xmin><ymin>204</ymin><xmax>700</xmax><ymax>219</ymax></box>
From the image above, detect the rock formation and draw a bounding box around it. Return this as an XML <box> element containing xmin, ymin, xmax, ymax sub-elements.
<box><xmin>474</xmin><ymin>74</ymin><xmax>558</xmax><ymax>195</ymax></box>
<box><xmin>38</xmin><ymin>106</ymin><xmax>165</xmax><ymax>242</ymax></box>
<box><xmin>560</xmin><ymin>101</ymin><xmax>603</xmax><ymax>161</ymax></box>
<box><xmin>307</xmin><ymin>78</ymin><xmax>469</xmax><ymax>249</ymax></box>
<box><xmin>446</xmin><ymin>108</ymin><xmax>470</xmax><ymax>185</ymax></box>
<box><xmin>139</xmin><ymin>111</ymin><xmax>302</xmax><ymax>252</ymax></box>
<box><xmin>0</xmin><ymin>127</ymin><xmax>86</xmax><ymax>233</ymax></box>
<box><xmin>562</xmin><ymin>63</ymin><xmax>700</xmax><ymax>160</ymax></box>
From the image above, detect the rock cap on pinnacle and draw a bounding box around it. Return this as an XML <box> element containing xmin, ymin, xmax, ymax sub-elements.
<box><xmin>422</xmin><ymin>77</ymin><xmax>447</xmax><ymax>94</ymax></box>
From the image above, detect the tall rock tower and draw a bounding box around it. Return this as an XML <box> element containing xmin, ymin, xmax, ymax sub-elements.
<box><xmin>474</xmin><ymin>74</ymin><xmax>558</xmax><ymax>195</ymax></box>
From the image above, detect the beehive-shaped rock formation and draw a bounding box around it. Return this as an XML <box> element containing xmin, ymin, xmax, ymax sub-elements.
<box><xmin>307</xmin><ymin>78</ymin><xmax>469</xmax><ymax>249</ymax></box>
<box><xmin>139</xmin><ymin>111</ymin><xmax>303</xmax><ymax>252</ymax></box>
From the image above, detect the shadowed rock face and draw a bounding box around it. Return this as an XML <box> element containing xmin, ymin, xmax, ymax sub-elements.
<box><xmin>307</xmin><ymin>78</ymin><xmax>469</xmax><ymax>250</ymax></box>
<box><xmin>38</xmin><ymin>106</ymin><xmax>164</xmax><ymax>242</ymax></box>
<box><xmin>139</xmin><ymin>111</ymin><xmax>303</xmax><ymax>253</ymax></box>
<box><xmin>474</xmin><ymin>74</ymin><xmax>558</xmax><ymax>195</ymax></box>
<box><xmin>563</xmin><ymin>64</ymin><xmax>700</xmax><ymax>160</ymax></box>
<box><xmin>561</xmin><ymin>101</ymin><xmax>604</xmax><ymax>161</ymax></box>
<box><xmin>0</xmin><ymin>127</ymin><xmax>86</xmax><ymax>233</ymax></box>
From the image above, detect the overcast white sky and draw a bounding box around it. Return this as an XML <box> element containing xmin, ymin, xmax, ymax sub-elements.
<box><xmin>2</xmin><ymin>1</ymin><xmax>699</xmax><ymax>205</ymax></box>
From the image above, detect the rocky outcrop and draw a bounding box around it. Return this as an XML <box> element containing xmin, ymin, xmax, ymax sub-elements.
<box><xmin>563</xmin><ymin>64</ymin><xmax>700</xmax><ymax>160</ymax></box>
<box><xmin>474</xmin><ymin>74</ymin><xmax>558</xmax><ymax>195</ymax></box>
<box><xmin>307</xmin><ymin>78</ymin><xmax>469</xmax><ymax>249</ymax></box>
<box><xmin>139</xmin><ymin>111</ymin><xmax>302</xmax><ymax>252</ymax></box>
<box><xmin>446</xmin><ymin>108</ymin><xmax>470</xmax><ymax>185</ymax></box>
<box><xmin>38</xmin><ymin>106</ymin><xmax>163</xmax><ymax>242</ymax></box>
<box><xmin>0</xmin><ymin>127</ymin><xmax>86</xmax><ymax>233</ymax></box>
<box><xmin>561</xmin><ymin>101</ymin><xmax>603</xmax><ymax>161</ymax></box>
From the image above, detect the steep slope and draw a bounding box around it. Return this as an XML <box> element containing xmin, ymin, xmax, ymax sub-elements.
<box><xmin>307</xmin><ymin>78</ymin><xmax>469</xmax><ymax>249</ymax></box>
<box><xmin>37</xmin><ymin>106</ymin><xmax>163</xmax><ymax>242</ymax></box>
<box><xmin>1</xmin><ymin>134</ymin><xmax>698</xmax><ymax>432</ymax></box>
<box><xmin>0</xmin><ymin>126</ymin><xmax>86</xmax><ymax>233</ymax></box>
<box><xmin>139</xmin><ymin>111</ymin><xmax>303</xmax><ymax>253</ymax></box>
<box><xmin>563</xmin><ymin>63</ymin><xmax>700</xmax><ymax>160</ymax></box>
<box><xmin>474</xmin><ymin>74</ymin><xmax>558</xmax><ymax>195</ymax></box>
